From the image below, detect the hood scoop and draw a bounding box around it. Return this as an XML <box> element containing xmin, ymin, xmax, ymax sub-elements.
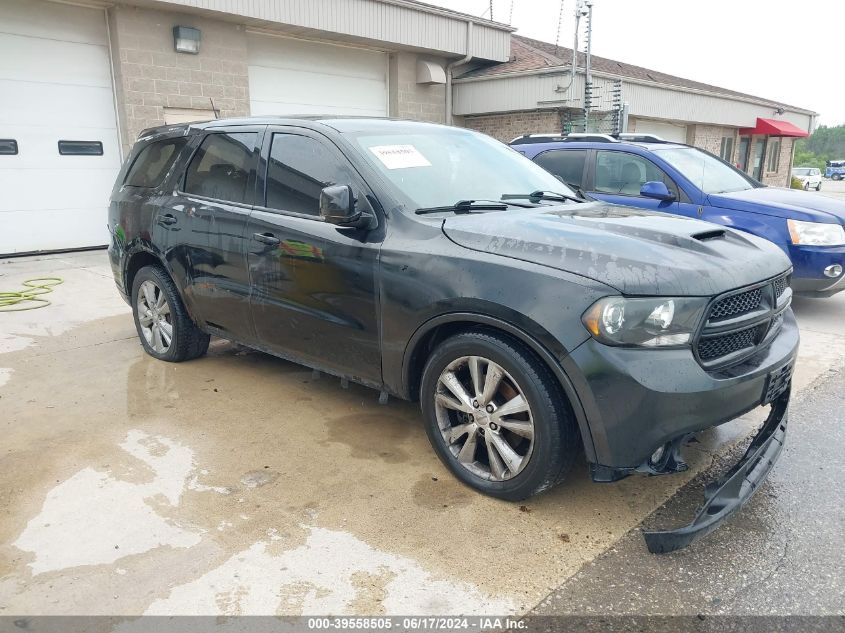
<box><xmin>692</xmin><ymin>229</ymin><xmax>726</xmax><ymax>241</ymax></box>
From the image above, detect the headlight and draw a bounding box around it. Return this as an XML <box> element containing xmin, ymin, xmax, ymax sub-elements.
<box><xmin>787</xmin><ymin>219</ymin><xmax>845</xmax><ymax>246</ymax></box>
<box><xmin>582</xmin><ymin>297</ymin><xmax>707</xmax><ymax>347</ymax></box>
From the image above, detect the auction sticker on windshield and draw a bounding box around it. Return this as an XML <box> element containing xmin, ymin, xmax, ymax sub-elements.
<box><xmin>369</xmin><ymin>145</ymin><xmax>431</xmax><ymax>169</ymax></box>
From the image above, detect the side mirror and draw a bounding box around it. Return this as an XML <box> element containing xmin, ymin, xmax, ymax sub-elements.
<box><xmin>319</xmin><ymin>185</ymin><xmax>373</xmax><ymax>229</ymax></box>
<box><xmin>640</xmin><ymin>181</ymin><xmax>676</xmax><ymax>201</ymax></box>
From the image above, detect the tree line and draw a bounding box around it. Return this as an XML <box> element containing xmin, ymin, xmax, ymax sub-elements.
<box><xmin>794</xmin><ymin>124</ymin><xmax>845</xmax><ymax>170</ymax></box>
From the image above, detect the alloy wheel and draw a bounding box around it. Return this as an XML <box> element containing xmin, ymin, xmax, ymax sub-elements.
<box><xmin>434</xmin><ymin>355</ymin><xmax>535</xmax><ymax>481</ymax></box>
<box><xmin>136</xmin><ymin>280</ymin><xmax>173</xmax><ymax>354</ymax></box>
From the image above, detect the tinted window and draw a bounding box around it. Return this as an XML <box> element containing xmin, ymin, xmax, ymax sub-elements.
<box><xmin>534</xmin><ymin>150</ymin><xmax>587</xmax><ymax>188</ymax></box>
<box><xmin>125</xmin><ymin>137</ymin><xmax>187</xmax><ymax>188</ymax></box>
<box><xmin>594</xmin><ymin>151</ymin><xmax>676</xmax><ymax>197</ymax></box>
<box><xmin>0</xmin><ymin>139</ymin><xmax>18</xmax><ymax>155</ymax></box>
<box><xmin>349</xmin><ymin>128</ymin><xmax>575</xmax><ymax>210</ymax></box>
<box><xmin>58</xmin><ymin>140</ymin><xmax>103</xmax><ymax>156</ymax></box>
<box><xmin>265</xmin><ymin>134</ymin><xmax>356</xmax><ymax>215</ymax></box>
<box><xmin>184</xmin><ymin>132</ymin><xmax>257</xmax><ymax>204</ymax></box>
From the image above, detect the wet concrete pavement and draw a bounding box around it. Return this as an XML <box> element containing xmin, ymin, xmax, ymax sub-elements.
<box><xmin>1</xmin><ymin>249</ymin><xmax>844</xmax><ymax>616</ymax></box>
<box><xmin>531</xmin><ymin>366</ymin><xmax>845</xmax><ymax>618</ymax></box>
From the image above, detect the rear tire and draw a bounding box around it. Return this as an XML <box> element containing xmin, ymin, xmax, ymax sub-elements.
<box><xmin>817</xmin><ymin>182</ymin><xmax>823</xmax><ymax>191</ymax></box>
<box><xmin>131</xmin><ymin>265</ymin><xmax>210</xmax><ymax>362</ymax></box>
<box><xmin>803</xmin><ymin>182</ymin><xmax>809</xmax><ymax>190</ymax></box>
<box><xmin>420</xmin><ymin>331</ymin><xmax>579</xmax><ymax>501</ymax></box>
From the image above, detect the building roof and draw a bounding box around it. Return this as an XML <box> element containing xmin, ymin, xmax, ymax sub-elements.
<box><xmin>459</xmin><ymin>35</ymin><xmax>816</xmax><ymax>114</ymax></box>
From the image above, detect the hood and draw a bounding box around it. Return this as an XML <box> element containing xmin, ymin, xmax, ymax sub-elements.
<box><xmin>442</xmin><ymin>202</ymin><xmax>791</xmax><ymax>296</ymax></box>
<box><xmin>708</xmin><ymin>187</ymin><xmax>845</xmax><ymax>223</ymax></box>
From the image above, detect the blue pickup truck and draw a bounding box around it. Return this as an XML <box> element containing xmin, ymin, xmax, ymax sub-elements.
<box><xmin>514</xmin><ymin>135</ymin><xmax>845</xmax><ymax>297</ymax></box>
<box><xmin>825</xmin><ymin>159</ymin><xmax>845</xmax><ymax>181</ymax></box>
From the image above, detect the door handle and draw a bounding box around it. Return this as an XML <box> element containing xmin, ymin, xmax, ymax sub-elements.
<box><xmin>253</xmin><ymin>232</ymin><xmax>280</xmax><ymax>246</ymax></box>
<box><xmin>158</xmin><ymin>213</ymin><xmax>178</xmax><ymax>226</ymax></box>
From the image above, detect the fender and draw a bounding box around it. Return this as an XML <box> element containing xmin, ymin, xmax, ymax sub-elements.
<box><xmin>122</xmin><ymin>240</ymin><xmax>201</xmax><ymax>324</ymax></box>
<box><xmin>401</xmin><ymin>311</ymin><xmax>597</xmax><ymax>462</ymax></box>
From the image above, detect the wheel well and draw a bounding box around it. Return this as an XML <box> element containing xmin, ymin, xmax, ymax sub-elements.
<box><xmin>406</xmin><ymin>321</ymin><xmax>572</xmax><ymax>411</ymax></box>
<box><xmin>125</xmin><ymin>251</ymin><xmax>165</xmax><ymax>296</ymax></box>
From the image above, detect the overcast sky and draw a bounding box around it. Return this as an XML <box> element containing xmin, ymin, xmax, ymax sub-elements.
<box><xmin>424</xmin><ymin>0</ymin><xmax>844</xmax><ymax>127</ymax></box>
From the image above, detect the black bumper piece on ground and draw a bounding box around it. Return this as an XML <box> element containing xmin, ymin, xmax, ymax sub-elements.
<box><xmin>642</xmin><ymin>390</ymin><xmax>790</xmax><ymax>554</ymax></box>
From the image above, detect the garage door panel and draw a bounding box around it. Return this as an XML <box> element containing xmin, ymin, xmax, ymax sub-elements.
<box><xmin>1</xmin><ymin>125</ymin><xmax>120</xmax><ymax>170</ymax></box>
<box><xmin>0</xmin><ymin>0</ymin><xmax>120</xmax><ymax>255</ymax></box>
<box><xmin>0</xmin><ymin>0</ymin><xmax>107</xmax><ymax>45</ymax></box>
<box><xmin>247</xmin><ymin>33</ymin><xmax>387</xmax><ymax>117</ymax></box>
<box><xmin>0</xmin><ymin>81</ymin><xmax>117</xmax><ymax>129</ymax></box>
<box><xmin>631</xmin><ymin>119</ymin><xmax>688</xmax><ymax>144</ymax></box>
<box><xmin>248</xmin><ymin>34</ymin><xmax>386</xmax><ymax>80</ymax></box>
<box><xmin>0</xmin><ymin>208</ymin><xmax>108</xmax><ymax>255</ymax></box>
<box><xmin>0</xmin><ymin>34</ymin><xmax>112</xmax><ymax>87</ymax></box>
<box><xmin>0</xmin><ymin>168</ymin><xmax>115</xmax><ymax>212</ymax></box>
<box><xmin>248</xmin><ymin>67</ymin><xmax>387</xmax><ymax>116</ymax></box>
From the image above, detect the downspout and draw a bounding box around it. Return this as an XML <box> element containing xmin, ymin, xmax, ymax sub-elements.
<box><xmin>446</xmin><ymin>20</ymin><xmax>473</xmax><ymax>126</ymax></box>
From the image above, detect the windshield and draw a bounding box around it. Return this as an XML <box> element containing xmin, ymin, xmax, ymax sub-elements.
<box><xmin>654</xmin><ymin>147</ymin><xmax>758</xmax><ymax>194</ymax></box>
<box><xmin>793</xmin><ymin>168</ymin><xmax>811</xmax><ymax>176</ymax></box>
<box><xmin>827</xmin><ymin>160</ymin><xmax>845</xmax><ymax>168</ymax></box>
<box><xmin>345</xmin><ymin>126</ymin><xmax>575</xmax><ymax>210</ymax></box>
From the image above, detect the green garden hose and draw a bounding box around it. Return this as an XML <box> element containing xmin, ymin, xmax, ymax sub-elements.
<box><xmin>0</xmin><ymin>278</ymin><xmax>64</xmax><ymax>312</ymax></box>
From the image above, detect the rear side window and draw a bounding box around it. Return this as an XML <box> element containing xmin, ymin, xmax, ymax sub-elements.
<box><xmin>184</xmin><ymin>132</ymin><xmax>257</xmax><ymax>204</ymax></box>
<box><xmin>265</xmin><ymin>133</ymin><xmax>356</xmax><ymax>216</ymax></box>
<box><xmin>125</xmin><ymin>137</ymin><xmax>187</xmax><ymax>188</ymax></box>
<box><xmin>534</xmin><ymin>149</ymin><xmax>587</xmax><ymax>188</ymax></box>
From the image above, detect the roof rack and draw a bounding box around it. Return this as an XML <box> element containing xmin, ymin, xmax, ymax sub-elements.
<box><xmin>565</xmin><ymin>133</ymin><xmax>619</xmax><ymax>143</ymax></box>
<box><xmin>509</xmin><ymin>132</ymin><xmax>620</xmax><ymax>145</ymax></box>
<box><xmin>617</xmin><ymin>133</ymin><xmax>668</xmax><ymax>143</ymax></box>
<box><xmin>509</xmin><ymin>133</ymin><xmax>567</xmax><ymax>145</ymax></box>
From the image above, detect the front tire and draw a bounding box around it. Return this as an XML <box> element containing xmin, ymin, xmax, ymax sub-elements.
<box><xmin>817</xmin><ymin>182</ymin><xmax>823</xmax><ymax>191</ymax></box>
<box><xmin>131</xmin><ymin>265</ymin><xmax>210</xmax><ymax>362</ymax></box>
<box><xmin>420</xmin><ymin>331</ymin><xmax>579</xmax><ymax>501</ymax></box>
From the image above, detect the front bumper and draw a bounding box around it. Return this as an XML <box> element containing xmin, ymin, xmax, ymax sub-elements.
<box><xmin>643</xmin><ymin>389</ymin><xmax>789</xmax><ymax>553</ymax></box>
<box><xmin>789</xmin><ymin>244</ymin><xmax>845</xmax><ymax>296</ymax></box>
<box><xmin>567</xmin><ymin>310</ymin><xmax>799</xmax><ymax>472</ymax></box>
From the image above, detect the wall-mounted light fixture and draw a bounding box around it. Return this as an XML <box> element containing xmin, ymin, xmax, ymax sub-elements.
<box><xmin>173</xmin><ymin>26</ymin><xmax>201</xmax><ymax>54</ymax></box>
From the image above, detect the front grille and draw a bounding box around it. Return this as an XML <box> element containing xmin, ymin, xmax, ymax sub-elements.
<box><xmin>709</xmin><ymin>288</ymin><xmax>763</xmax><ymax>321</ymax></box>
<box><xmin>695</xmin><ymin>273</ymin><xmax>791</xmax><ymax>368</ymax></box>
<box><xmin>698</xmin><ymin>324</ymin><xmax>767</xmax><ymax>361</ymax></box>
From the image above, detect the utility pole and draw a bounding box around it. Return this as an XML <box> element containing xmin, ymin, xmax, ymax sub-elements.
<box><xmin>583</xmin><ymin>1</ymin><xmax>593</xmax><ymax>130</ymax></box>
<box><xmin>568</xmin><ymin>0</ymin><xmax>589</xmax><ymax>117</ymax></box>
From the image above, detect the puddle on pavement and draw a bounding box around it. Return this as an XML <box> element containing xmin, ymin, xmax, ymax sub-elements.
<box><xmin>323</xmin><ymin>412</ymin><xmax>418</xmax><ymax>464</ymax></box>
<box><xmin>3</xmin><ymin>298</ymin><xmax>842</xmax><ymax>616</ymax></box>
<box><xmin>14</xmin><ymin>430</ymin><xmax>202</xmax><ymax>575</ymax></box>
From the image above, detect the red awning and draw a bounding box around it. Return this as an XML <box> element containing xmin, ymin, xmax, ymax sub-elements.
<box><xmin>739</xmin><ymin>117</ymin><xmax>809</xmax><ymax>138</ymax></box>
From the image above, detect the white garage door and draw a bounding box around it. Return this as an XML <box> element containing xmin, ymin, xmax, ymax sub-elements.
<box><xmin>247</xmin><ymin>33</ymin><xmax>388</xmax><ymax>117</ymax></box>
<box><xmin>0</xmin><ymin>0</ymin><xmax>121</xmax><ymax>256</ymax></box>
<box><xmin>631</xmin><ymin>119</ymin><xmax>688</xmax><ymax>144</ymax></box>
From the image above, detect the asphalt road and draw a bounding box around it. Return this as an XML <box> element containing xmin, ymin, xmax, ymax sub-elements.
<box><xmin>530</xmin><ymin>365</ymin><xmax>845</xmax><ymax>622</ymax></box>
<box><xmin>819</xmin><ymin>177</ymin><xmax>845</xmax><ymax>200</ymax></box>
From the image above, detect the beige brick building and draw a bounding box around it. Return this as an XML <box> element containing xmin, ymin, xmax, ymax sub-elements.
<box><xmin>0</xmin><ymin>0</ymin><xmax>510</xmax><ymax>254</ymax></box>
<box><xmin>0</xmin><ymin>0</ymin><xmax>818</xmax><ymax>254</ymax></box>
<box><xmin>456</xmin><ymin>36</ymin><xmax>816</xmax><ymax>188</ymax></box>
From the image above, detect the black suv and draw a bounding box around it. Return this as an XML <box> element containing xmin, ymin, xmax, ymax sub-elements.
<box><xmin>109</xmin><ymin>118</ymin><xmax>798</xmax><ymax>552</ymax></box>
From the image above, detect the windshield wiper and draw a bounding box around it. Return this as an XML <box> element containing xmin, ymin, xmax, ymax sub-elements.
<box><xmin>415</xmin><ymin>199</ymin><xmax>510</xmax><ymax>215</ymax></box>
<box><xmin>501</xmin><ymin>190</ymin><xmax>585</xmax><ymax>204</ymax></box>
